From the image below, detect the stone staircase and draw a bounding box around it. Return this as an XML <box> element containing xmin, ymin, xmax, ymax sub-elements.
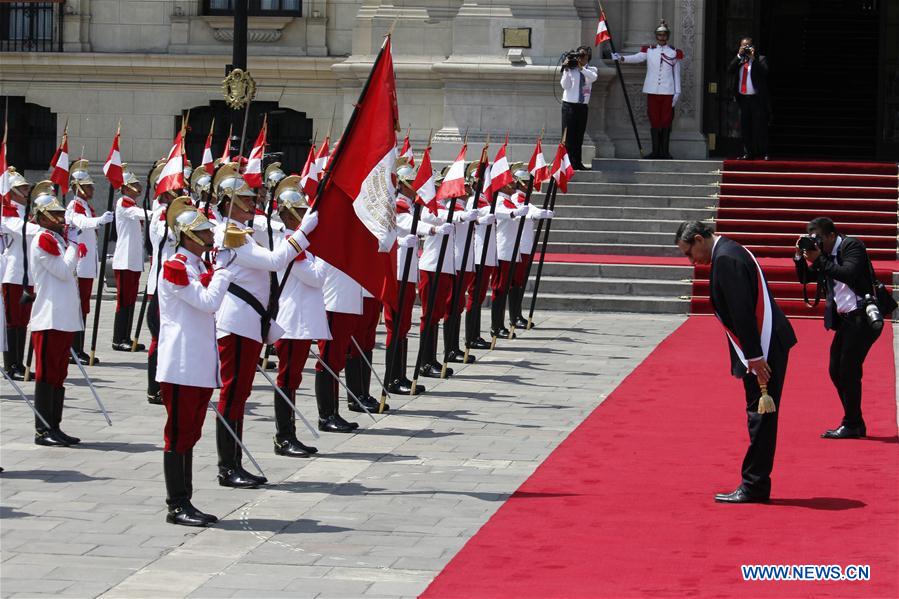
<box><xmin>526</xmin><ymin>158</ymin><xmax>721</xmax><ymax>314</ymax></box>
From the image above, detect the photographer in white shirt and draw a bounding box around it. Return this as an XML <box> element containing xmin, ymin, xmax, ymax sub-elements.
<box><xmin>560</xmin><ymin>45</ymin><xmax>598</xmax><ymax>171</ymax></box>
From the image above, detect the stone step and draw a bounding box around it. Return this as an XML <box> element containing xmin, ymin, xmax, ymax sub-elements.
<box><xmin>590</xmin><ymin>158</ymin><xmax>723</xmax><ymax>173</ymax></box>
<box><xmin>553</xmin><ymin>217</ymin><xmax>701</xmax><ymax>233</ymax></box>
<box><xmin>527</xmin><ymin>292</ymin><xmax>690</xmax><ymax>314</ymax></box>
<box><xmin>549</xmin><ymin>229</ymin><xmax>677</xmax><ymax>244</ymax></box>
<box><xmin>562</xmin><ymin>181</ymin><xmax>718</xmax><ymax>197</ymax></box>
<box><xmin>545</xmin><ymin>241</ymin><xmax>683</xmax><ymax>257</ymax></box>
<box><xmin>555</xmin><ymin>194</ymin><xmax>715</xmax><ymax>208</ymax></box>
<box><xmin>525</xmin><ymin>275</ymin><xmax>691</xmax><ymax>296</ymax></box>
<box><xmin>574</xmin><ymin>171</ymin><xmax>721</xmax><ymax>185</ymax></box>
<box><xmin>549</xmin><ymin>204</ymin><xmax>714</xmax><ymax>220</ymax></box>
<box><xmin>538</xmin><ymin>261</ymin><xmax>693</xmax><ymax>279</ymax></box>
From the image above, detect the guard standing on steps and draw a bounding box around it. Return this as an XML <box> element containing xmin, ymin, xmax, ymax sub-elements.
<box><xmin>384</xmin><ymin>161</ymin><xmax>428</xmax><ymax>396</ymax></box>
<box><xmin>614</xmin><ymin>20</ymin><xmax>684</xmax><ymax>159</ymax></box>
<box><xmin>28</xmin><ymin>182</ymin><xmax>84</xmax><ymax>447</ymax></box>
<box><xmin>65</xmin><ymin>159</ymin><xmax>114</xmax><ymax>364</ymax></box>
<box><xmin>212</xmin><ymin>163</ymin><xmax>316</xmax><ymax>488</ymax></box>
<box><xmin>157</xmin><ymin>196</ymin><xmax>234</xmax><ymax>527</ymax></box>
<box><xmin>491</xmin><ymin>177</ymin><xmax>529</xmax><ymax>340</ymax></box>
<box><xmin>271</xmin><ymin>177</ymin><xmax>326</xmax><ymax>457</ymax></box>
<box><xmin>111</xmin><ymin>166</ymin><xmax>146</xmax><ymax>352</ymax></box>
<box><xmin>1</xmin><ymin>168</ymin><xmax>37</xmax><ymax>381</ymax></box>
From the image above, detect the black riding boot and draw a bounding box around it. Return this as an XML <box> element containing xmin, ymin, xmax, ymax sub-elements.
<box><xmin>164</xmin><ymin>451</ymin><xmax>211</xmax><ymax>526</ymax></box>
<box><xmin>273</xmin><ymin>387</ymin><xmax>317</xmax><ymax>457</ymax></box>
<box><xmin>491</xmin><ymin>295</ymin><xmax>511</xmax><ymax>339</ymax></box>
<box><xmin>146</xmin><ymin>351</ymin><xmax>162</xmax><ymax>404</ymax></box>
<box><xmin>34</xmin><ymin>381</ymin><xmax>68</xmax><ymax>447</ymax></box>
<box><xmin>660</xmin><ymin>128</ymin><xmax>673</xmax><ymax>159</ymax></box>
<box><xmin>112</xmin><ymin>309</ymin><xmax>127</xmax><ymax>350</ymax></box>
<box><xmin>386</xmin><ymin>341</ymin><xmax>410</xmax><ymax>395</ymax></box>
<box><xmin>446</xmin><ymin>313</ymin><xmax>474</xmax><ymax>364</ymax></box>
<box><xmin>316</xmin><ymin>370</ymin><xmax>355</xmax><ymax>432</ymax></box>
<box><xmin>346</xmin><ymin>352</ymin><xmax>381</xmax><ymax>413</ymax></box>
<box><xmin>70</xmin><ymin>330</ymin><xmax>95</xmax><ymax>365</ymax></box>
<box><xmin>646</xmin><ymin>128</ymin><xmax>660</xmax><ymax>159</ymax></box>
<box><xmin>184</xmin><ymin>449</ymin><xmax>217</xmax><ymax>523</ymax></box>
<box><xmin>3</xmin><ymin>327</ymin><xmax>21</xmax><ymax>381</ymax></box>
<box><xmin>124</xmin><ymin>305</ymin><xmax>145</xmax><ymax>351</ymax></box>
<box><xmin>53</xmin><ymin>387</ymin><xmax>80</xmax><ymax>445</ymax></box>
<box><xmin>216</xmin><ymin>418</ymin><xmax>261</xmax><ymax>488</ymax></box>
<box><xmin>466</xmin><ymin>307</ymin><xmax>490</xmax><ymax>349</ymax></box>
<box><xmin>421</xmin><ymin>323</ymin><xmax>448</xmax><ymax>378</ymax></box>
<box><xmin>360</xmin><ymin>350</ymin><xmax>386</xmax><ymax>411</ymax></box>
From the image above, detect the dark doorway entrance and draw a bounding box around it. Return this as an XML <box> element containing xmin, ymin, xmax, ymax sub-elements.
<box><xmin>703</xmin><ymin>0</ymin><xmax>898</xmax><ymax>160</ymax></box>
<box><xmin>0</xmin><ymin>96</ymin><xmax>58</xmax><ymax>169</ymax></box>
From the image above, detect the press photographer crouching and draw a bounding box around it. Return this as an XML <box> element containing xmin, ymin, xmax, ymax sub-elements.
<box><xmin>794</xmin><ymin>217</ymin><xmax>897</xmax><ymax>439</ymax></box>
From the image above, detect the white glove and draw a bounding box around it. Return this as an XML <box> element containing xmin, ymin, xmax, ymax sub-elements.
<box><xmin>544</xmin><ymin>209</ymin><xmax>555</xmax><ymax>219</ymax></box>
<box><xmin>98</xmin><ymin>211</ymin><xmax>114</xmax><ymax>225</ymax></box>
<box><xmin>513</xmin><ymin>205</ymin><xmax>529</xmax><ymax>218</ymax></box>
<box><xmin>611</xmin><ymin>52</ymin><xmax>622</xmax><ymax>62</ymax></box>
<box><xmin>462</xmin><ymin>209</ymin><xmax>478</xmax><ymax>222</ymax></box>
<box><xmin>672</xmin><ymin>93</ymin><xmax>680</xmax><ymax>107</ymax></box>
<box><xmin>436</xmin><ymin>223</ymin><xmax>454</xmax><ymax>236</ymax></box>
<box><xmin>478</xmin><ymin>213</ymin><xmax>496</xmax><ymax>226</ymax></box>
<box><xmin>299</xmin><ymin>210</ymin><xmax>318</xmax><ymax>236</ymax></box>
<box><xmin>215</xmin><ymin>248</ymin><xmax>235</xmax><ymax>268</ymax></box>
<box><xmin>399</xmin><ymin>234</ymin><xmax>418</xmax><ymax>249</ymax></box>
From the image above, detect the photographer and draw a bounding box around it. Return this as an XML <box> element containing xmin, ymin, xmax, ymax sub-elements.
<box><xmin>794</xmin><ymin>217</ymin><xmax>893</xmax><ymax>439</ymax></box>
<box><xmin>727</xmin><ymin>37</ymin><xmax>769</xmax><ymax>160</ymax></box>
<box><xmin>559</xmin><ymin>45</ymin><xmax>597</xmax><ymax>170</ymax></box>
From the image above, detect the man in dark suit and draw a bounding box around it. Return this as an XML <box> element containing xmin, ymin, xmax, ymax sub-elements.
<box><xmin>794</xmin><ymin>217</ymin><xmax>884</xmax><ymax>439</ymax></box>
<box><xmin>727</xmin><ymin>37</ymin><xmax>769</xmax><ymax>160</ymax></box>
<box><xmin>676</xmin><ymin>221</ymin><xmax>797</xmax><ymax>503</ymax></box>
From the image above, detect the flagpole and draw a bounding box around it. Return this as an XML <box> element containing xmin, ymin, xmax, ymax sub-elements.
<box><xmin>131</xmin><ymin>164</ymin><xmax>155</xmax><ymax>350</ymax></box>
<box><xmin>597</xmin><ymin>2</ymin><xmax>644</xmax><ymax>157</ymax></box>
<box><xmin>89</xmin><ymin>128</ymin><xmax>120</xmax><ymax>365</ymax></box>
<box><xmin>519</xmin><ymin>178</ymin><xmax>556</xmax><ymax>330</ymax></box>
<box><xmin>526</xmin><ymin>178</ymin><xmax>560</xmax><ymax>329</ymax></box>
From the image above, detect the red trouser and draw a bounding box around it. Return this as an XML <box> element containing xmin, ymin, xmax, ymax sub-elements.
<box><xmin>350</xmin><ymin>297</ymin><xmax>381</xmax><ymax>357</ymax></box>
<box><xmin>78</xmin><ymin>277</ymin><xmax>93</xmax><ymax>317</ymax></box>
<box><xmin>491</xmin><ymin>260</ymin><xmax>514</xmax><ymax>300</ymax></box>
<box><xmin>384</xmin><ymin>281</ymin><xmax>416</xmax><ymax>347</ymax></box>
<box><xmin>512</xmin><ymin>254</ymin><xmax>533</xmax><ymax>287</ymax></box>
<box><xmin>162</xmin><ymin>383</ymin><xmax>213</xmax><ymax>453</ymax></box>
<box><xmin>316</xmin><ymin>311</ymin><xmax>359</xmax><ymax>374</ymax></box>
<box><xmin>32</xmin><ymin>330</ymin><xmax>75</xmax><ymax>388</ymax></box>
<box><xmin>466</xmin><ymin>266</ymin><xmax>495</xmax><ymax>311</ymax></box>
<box><xmin>114</xmin><ymin>269</ymin><xmax>140</xmax><ymax>311</ymax></box>
<box><xmin>274</xmin><ymin>338</ymin><xmax>312</xmax><ymax>390</ymax></box>
<box><xmin>418</xmin><ymin>270</ymin><xmax>453</xmax><ymax>330</ymax></box>
<box><xmin>647</xmin><ymin>93</ymin><xmax>674</xmax><ymax>128</ymax></box>
<box><xmin>450</xmin><ymin>272</ymin><xmax>474</xmax><ymax>316</ymax></box>
<box><xmin>2</xmin><ymin>283</ymin><xmax>34</xmax><ymax>327</ymax></box>
<box><xmin>217</xmin><ymin>333</ymin><xmax>264</xmax><ymax>421</ymax></box>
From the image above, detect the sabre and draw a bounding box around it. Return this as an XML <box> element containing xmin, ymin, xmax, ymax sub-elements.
<box><xmin>1</xmin><ymin>367</ymin><xmax>52</xmax><ymax>431</ymax></box>
<box><xmin>255</xmin><ymin>364</ymin><xmax>320</xmax><ymax>439</ymax></box>
<box><xmin>68</xmin><ymin>348</ymin><xmax>112</xmax><ymax>426</ymax></box>
<box><xmin>350</xmin><ymin>335</ymin><xmax>390</xmax><ymax>401</ymax></box>
<box><xmin>308</xmin><ymin>347</ymin><xmax>376</xmax><ymax>422</ymax></box>
<box><xmin>207</xmin><ymin>403</ymin><xmax>266</xmax><ymax>478</ymax></box>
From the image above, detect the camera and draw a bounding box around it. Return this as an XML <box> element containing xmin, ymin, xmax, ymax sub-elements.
<box><xmin>862</xmin><ymin>294</ymin><xmax>884</xmax><ymax>331</ymax></box>
<box><xmin>739</xmin><ymin>44</ymin><xmax>754</xmax><ymax>62</ymax></box>
<box><xmin>797</xmin><ymin>233</ymin><xmax>823</xmax><ymax>253</ymax></box>
<box><xmin>563</xmin><ymin>50</ymin><xmax>581</xmax><ymax>69</ymax></box>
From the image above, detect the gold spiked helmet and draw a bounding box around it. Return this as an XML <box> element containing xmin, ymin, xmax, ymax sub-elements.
<box><xmin>166</xmin><ymin>195</ymin><xmax>214</xmax><ymax>246</ymax></box>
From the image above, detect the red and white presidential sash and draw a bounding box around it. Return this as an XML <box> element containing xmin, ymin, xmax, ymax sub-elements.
<box><xmin>717</xmin><ymin>247</ymin><xmax>773</xmax><ymax>368</ymax></box>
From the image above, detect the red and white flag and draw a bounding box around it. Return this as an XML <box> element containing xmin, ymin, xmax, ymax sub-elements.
<box><xmin>528</xmin><ymin>138</ymin><xmax>549</xmax><ymax>192</ymax></box>
<box><xmin>595</xmin><ymin>10</ymin><xmax>611</xmax><ymax>46</ymax></box>
<box><xmin>49</xmin><ymin>126</ymin><xmax>70</xmax><ymax>195</ymax></box>
<box><xmin>155</xmin><ymin>129</ymin><xmax>185</xmax><ymax>198</ymax></box>
<box><xmin>488</xmin><ymin>142</ymin><xmax>513</xmax><ymax>195</ymax></box>
<box><xmin>0</xmin><ymin>121</ymin><xmax>10</xmax><ymax>201</ymax></box>
<box><xmin>201</xmin><ymin>119</ymin><xmax>215</xmax><ymax>174</ymax></box>
<box><xmin>300</xmin><ymin>144</ymin><xmax>323</xmax><ymax>198</ymax></box>
<box><xmin>551</xmin><ymin>142</ymin><xmax>575</xmax><ymax>193</ymax></box>
<box><xmin>304</xmin><ymin>36</ymin><xmax>400</xmax><ymax>309</ymax></box>
<box><xmin>243</xmin><ymin>117</ymin><xmax>267</xmax><ymax>188</ymax></box>
<box><xmin>400</xmin><ymin>134</ymin><xmax>415</xmax><ymax>167</ymax></box>
<box><xmin>412</xmin><ymin>146</ymin><xmax>438</xmax><ymax>215</ymax></box>
<box><xmin>220</xmin><ymin>124</ymin><xmax>233</xmax><ymax>164</ymax></box>
<box><xmin>314</xmin><ymin>137</ymin><xmax>330</xmax><ymax>172</ymax></box>
<box><xmin>436</xmin><ymin>145</ymin><xmax>467</xmax><ymax>200</ymax></box>
<box><xmin>102</xmin><ymin>126</ymin><xmax>124</xmax><ymax>189</ymax></box>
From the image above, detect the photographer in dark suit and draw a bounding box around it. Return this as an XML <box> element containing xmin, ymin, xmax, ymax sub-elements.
<box><xmin>676</xmin><ymin>221</ymin><xmax>796</xmax><ymax>503</ymax></box>
<box><xmin>727</xmin><ymin>37</ymin><xmax>770</xmax><ymax>160</ymax></box>
<box><xmin>794</xmin><ymin>217</ymin><xmax>890</xmax><ymax>439</ymax></box>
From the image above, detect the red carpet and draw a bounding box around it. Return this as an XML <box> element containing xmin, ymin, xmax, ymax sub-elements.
<box><xmin>423</xmin><ymin>318</ymin><xmax>898</xmax><ymax>598</ymax></box>
<box><xmin>537</xmin><ymin>253</ymin><xmax>687</xmax><ymax>266</ymax></box>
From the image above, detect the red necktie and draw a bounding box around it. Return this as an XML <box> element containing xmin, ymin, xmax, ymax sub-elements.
<box><xmin>740</xmin><ymin>63</ymin><xmax>749</xmax><ymax>94</ymax></box>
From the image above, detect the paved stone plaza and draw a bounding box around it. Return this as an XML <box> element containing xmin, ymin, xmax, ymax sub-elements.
<box><xmin>0</xmin><ymin>308</ymin><xmax>684</xmax><ymax>598</ymax></box>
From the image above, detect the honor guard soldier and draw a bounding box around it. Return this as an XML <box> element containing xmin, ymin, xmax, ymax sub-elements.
<box><xmin>2</xmin><ymin>168</ymin><xmax>37</xmax><ymax>380</ymax></box>
<box><xmin>444</xmin><ymin>184</ymin><xmax>479</xmax><ymax>365</ymax></box>
<box><xmin>28</xmin><ymin>182</ymin><xmax>85</xmax><ymax>447</ymax></box>
<box><xmin>465</xmin><ymin>168</ymin><xmax>498</xmax><ymax>350</ymax></box>
<box><xmin>212</xmin><ymin>163</ymin><xmax>317</xmax><ymax>487</ymax></box>
<box><xmin>157</xmin><ymin>196</ymin><xmax>234</xmax><ymax>526</ymax></box>
<box><xmin>65</xmin><ymin>159</ymin><xmax>114</xmax><ymax>363</ymax></box>
<box><xmin>190</xmin><ymin>168</ymin><xmax>218</xmax><ymax>223</ymax></box>
<box><xmin>271</xmin><ymin>177</ymin><xmax>326</xmax><ymax>457</ymax></box>
<box><xmin>251</xmin><ymin>162</ymin><xmax>286</xmax><ymax>249</ymax></box>
<box><xmin>384</xmin><ymin>161</ymin><xmax>429</xmax><ymax>395</ymax></box>
<box><xmin>111</xmin><ymin>165</ymin><xmax>146</xmax><ymax>351</ymax></box>
<box><xmin>507</xmin><ymin>165</ymin><xmax>553</xmax><ymax>329</ymax></box>
<box><xmin>146</xmin><ymin>160</ymin><xmax>180</xmax><ymax>405</ymax></box>
<box><xmin>614</xmin><ymin>20</ymin><xmax>684</xmax><ymax>159</ymax></box>
<box><xmin>491</xmin><ymin>175</ymin><xmax>529</xmax><ymax>340</ymax></box>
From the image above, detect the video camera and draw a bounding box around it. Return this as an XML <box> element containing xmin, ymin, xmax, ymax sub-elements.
<box><xmin>797</xmin><ymin>233</ymin><xmax>823</xmax><ymax>253</ymax></box>
<box><xmin>739</xmin><ymin>44</ymin><xmax>755</xmax><ymax>62</ymax></box>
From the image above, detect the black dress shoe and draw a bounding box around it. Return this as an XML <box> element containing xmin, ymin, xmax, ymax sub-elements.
<box><xmin>468</xmin><ymin>337</ymin><xmax>491</xmax><ymax>350</ymax></box>
<box><xmin>34</xmin><ymin>430</ymin><xmax>70</xmax><ymax>447</ymax></box>
<box><xmin>714</xmin><ymin>488</ymin><xmax>768</xmax><ymax>504</ymax></box>
<box><xmin>445</xmin><ymin>349</ymin><xmax>467</xmax><ymax>363</ymax></box>
<box><xmin>111</xmin><ymin>342</ymin><xmax>133</xmax><ymax>352</ymax></box>
<box><xmin>274</xmin><ymin>437</ymin><xmax>316</xmax><ymax>458</ymax></box>
<box><xmin>147</xmin><ymin>392</ymin><xmax>163</xmax><ymax>405</ymax></box>
<box><xmin>185</xmin><ymin>502</ymin><xmax>218</xmax><ymax>524</ymax></box>
<box><xmin>387</xmin><ymin>378</ymin><xmax>421</xmax><ymax>395</ymax></box>
<box><xmin>511</xmin><ymin>317</ymin><xmax>529</xmax><ymax>329</ymax></box>
<box><xmin>5</xmin><ymin>367</ymin><xmax>24</xmax><ymax>382</ymax></box>
<box><xmin>491</xmin><ymin>328</ymin><xmax>511</xmax><ymax>340</ymax></box>
<box><xmin>166</xmin><ymin>501</ymin><xmax>213</xmax><ymax>527</ymax></box>
<box><xmin>433</xmin><ymin>361</ymin><xmax>454</xmax><ymax>377</ymax></box>
<box><xmin>235</xmin><ymin>463</ymin><xmax>267</xmax><ymax>486</ymax></box>
<box><xmin>419</xmin><ymin>363</ymin><xmax>444</xmax><ymax>378</ymax></box>
<box><xmin>318</xmin><ymin>415</ymin><xmax>356</xmax><ymax>433</ymax></box>
<box><xmin>217</xmin><ymin>468</ymin><xmax>259</xmax><ymax>488</ymax></box>
<box><xmin>821</xmin><ymin>425</ymin><xmax>865</xmax><ymax>439</ymax></box>
<box><xmin>69</xmin><ymin>350</ymin><xmax>96</xmax><ymax>365</ymax></box>
<box><xmin>55</xmin><ymin>428</ymin><xmax>81</xmax><ymax>445</ymax></box>
<box><xmin>349</xmin><ymin>394</ymin><xmax>385</xmax><ymax>413</ymax></box>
